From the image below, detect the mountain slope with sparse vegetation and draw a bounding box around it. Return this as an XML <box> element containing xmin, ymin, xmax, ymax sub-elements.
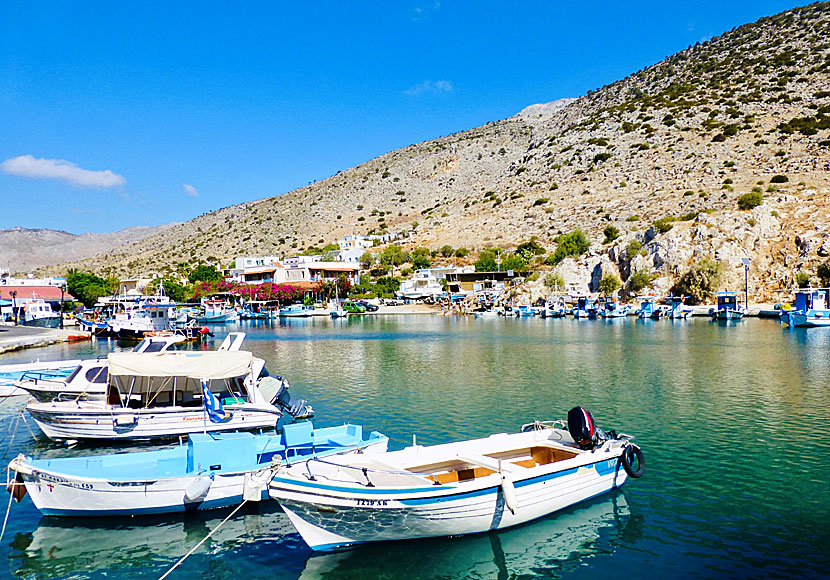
<box><xmin>44</xmin><ymin>3</ymin><xmax>830</xmax><ymax>299</ymax></box>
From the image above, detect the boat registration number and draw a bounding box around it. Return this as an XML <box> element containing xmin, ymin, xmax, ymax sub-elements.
<box><xmin>355</xmin><ymin>499</ymin><xmax>389</xmax><ymax>506</ymax></box>
<box><xmin>35</xmin><ymin>472</ymin><xmax>93</xmax><ymax>490</ymax></box>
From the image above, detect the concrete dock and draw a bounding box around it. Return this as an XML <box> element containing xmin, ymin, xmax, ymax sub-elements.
<box><xmin>0</xmin><ymin>324</ymin><xmax>91</xmax><ymax>355</ymax></box>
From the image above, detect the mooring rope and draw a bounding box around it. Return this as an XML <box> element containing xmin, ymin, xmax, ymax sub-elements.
<box><xmin>157</xmin><ymin>499</ymin><xmax>249</xmax><ymax>580</ymax></box>
<box><xmin>0</xmin><ymin>413</ymin><xmax>22</xmax><ymax>460</ymax></box>
<box><xmin>0</xmin><ymin>481</ymin><xmax>15</xmax><ymax>543</ymax></box>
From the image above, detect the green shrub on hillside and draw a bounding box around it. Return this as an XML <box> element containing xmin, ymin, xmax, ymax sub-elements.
<box><xmin>737</xmin><ymin>191</ymin><xmax>763</xmax><ymax>210</ymax></box>
<box><xmin>653</xmin><ymin>216</ymin><xmax>675</xmax><ymax>233</ymax></box>
<box><xmin>546</xmin><ymin>230</ymin><xmax>591</xmax><ymax>265</ymax></box>
<box><xmin>669</xmin><ymin>258</ymin><xmax>724</xmax><ymax>304</ymax></box>
<box><xmin>770</xmin><ymin>174</ymin><xmax>789</xmax><ymax>183</ymax></box>
<box><xmin>627</xmin><ymin>271</ymin><xmax>653</xmax><ymax>293</ymax></box>
<box><xmin>603</xmin><ymin>225</ymin><xmax>620</xmax><ymax>244</ymax></box>
<box><xmin>599</xmin><ymin>275</ymin><xmax>621</xmax><ymax>295</ymax></box>
<box><xmin>625</xmin><ymin>240</ymin><xmax>642</xmax><ymax>260</ymax></box>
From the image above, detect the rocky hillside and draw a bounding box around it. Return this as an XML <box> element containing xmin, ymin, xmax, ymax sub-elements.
<box><xmin>48</xmin><ymin>3</ymin><xmax>830</xmax><ymax>299</ymax></box>
<box><xmin>1</xmin><ymin>225</ymin><xmax>177</xmax><ymax>275</ymax></box>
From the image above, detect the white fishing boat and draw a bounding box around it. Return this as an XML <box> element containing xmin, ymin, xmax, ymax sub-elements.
<box><xmin>7</xmin><ymin>421</ymin><xmax>388</xmax><ymax>516</ymax></box>
<box><xmin>269</xmin><ymin>407</ymin><xmax>644</xmax><ymax>551</ymax></box>
<box><xmin>25</xmin><ymin>348</ymin><xmax>313</xmax><ymax>441</ymax></box>
<box><xmin>191</xmin><ymin>299</ymin><xmax>239</xmax><ymax>323</ymax></box>
<box><xmin>709</xmin><ymin>292</ymin><xmax>746</xmax><ymax>321</ymax></box>
<box><xmin>21</xmin><ymin>300</ymin><xmax>62</xmax><ymax>328</ymax></box>
<box><xmin>280</xmin><ymin>303</ymin><xmax>313</xmax><ymax>318</ymax></box>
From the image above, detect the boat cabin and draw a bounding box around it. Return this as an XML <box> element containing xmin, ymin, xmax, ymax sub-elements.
<box><xmin>793</xmin><ymin>289</ymin><xmax>830</xmax><ymax>312</ymax></box>
<box><xmin>715</xmin><ymin>292</ymin><xmax>742</xmax><ymax>311</ymax></box>
<box><xmin>105</xmin><ymin>351</ymin><xmax>264</xmax><ymax>409</ymax></box>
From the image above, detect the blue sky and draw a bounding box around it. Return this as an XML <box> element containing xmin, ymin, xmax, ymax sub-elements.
<box><xmin>0</xmin><ymin>1</ymin><xmax>799</xmax><ymax>234</ymax></box>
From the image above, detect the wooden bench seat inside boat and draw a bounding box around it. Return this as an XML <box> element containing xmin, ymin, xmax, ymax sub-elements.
<box><xmin>487</xmin><ymin>446</ymin><xmax>579</xmax><ymax>468</ymax></box>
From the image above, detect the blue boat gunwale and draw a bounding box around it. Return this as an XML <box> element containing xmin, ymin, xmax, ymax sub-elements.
<box><xmin>270</xmin><ymin>454</ymin><xmax>623</xmax><ymax>502</ymax></box>
<box><xmin>18</xmin><ymin>423</ymin><xmax>386</xmax><ymax>482</ymax></box>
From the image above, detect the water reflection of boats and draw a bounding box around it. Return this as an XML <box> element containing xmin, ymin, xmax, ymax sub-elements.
<box><xmin>298</xmin><ymin>492</ymin><xmax>630</xmax><ymax>579</ymax></box>
<box><xmin>10</xmin><ymin>504</ymin><xmax>297</xmax><ymax>579</ymax></box>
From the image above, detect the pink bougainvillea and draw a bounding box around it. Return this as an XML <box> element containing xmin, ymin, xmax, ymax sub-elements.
<box><xmin>191</xmin><ymin>280</ymin><xmax>309</xmax><ymax>303</ymax></box>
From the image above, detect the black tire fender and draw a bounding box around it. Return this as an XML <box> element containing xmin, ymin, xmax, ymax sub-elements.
<box><xmin>620</xmin><ymin>444</ymin><xmax>645</xmax><ymax>478</ymax></box>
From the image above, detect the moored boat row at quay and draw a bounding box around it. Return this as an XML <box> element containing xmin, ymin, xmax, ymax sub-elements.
<box><xmin>2</xmin><ymin>326</ymin><xmax>644</xmax><ymax>551</ymax></box>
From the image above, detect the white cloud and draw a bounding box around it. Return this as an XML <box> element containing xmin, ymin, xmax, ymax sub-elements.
<box><xmin>411</xmin><ymin>2</ymin><xmax>440</xmax><ymax>21</ymax></box>
<box><xmin>404</xmin><ymin>80</ymin><xmax>453</xmax><ymax>96</ymax></box>
<box><xmin>0</xmin><ymin>155</ymin><xmax>126</xmax><ymax>188</ymax></box>
<box><xmin>183</xmin><ymin>183</ymin><xmax>199</xmax><ymax>197</ymax></box>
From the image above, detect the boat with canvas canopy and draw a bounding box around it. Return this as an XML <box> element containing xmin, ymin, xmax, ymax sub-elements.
<box><xmin>25</xmin><ymin>348</ymin><xmax>313</xmax><ymax>441</ymax></box>
<box><xmin>269</xmin><ymin>406</ymin><xmax>644</xmax><ymax>551</ymax></box>
<box><xmin>7</xmin><ymin>421</ymin><xmax>387</xmax><ymax>516</ymax></box>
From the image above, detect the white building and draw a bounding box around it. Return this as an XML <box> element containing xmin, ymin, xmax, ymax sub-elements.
<box><xmin>229</xmin><ymin>255</ymin><xmax>361</xmax><ymax>285</ymax></box>
<box><xmin>338</xmin><ymin>236</ymin><xmax>374</xmax><ymax>263</ymax></box>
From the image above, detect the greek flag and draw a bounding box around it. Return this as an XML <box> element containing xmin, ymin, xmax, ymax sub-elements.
<box><xmin>202</xmin><ymin>381</ymin><xmax>225</xmax><ymax>423</ymax></box>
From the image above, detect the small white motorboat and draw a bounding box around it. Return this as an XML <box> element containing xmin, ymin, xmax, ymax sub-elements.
<box><xmin>14</xmin><ymin>334</ymin><xmax>189</xmax><ymax>402</ymax></box>
<box><xmin>269</xmin><ymin>407</ymin><xmax>644</xmax><ymax>551</ymax></box>
<box><xmin>280</xmin><ymin>304</ymin><xmax>313</xmax><ymax>318</ymax></box>
<box><xmin>8</xmin><ymin>421</ymin><xmax>388</xmax><ymax>516</ymax></box>
<box><xmin>0</xmin><ymin>360</ymin><xmax>80</xmax><ymax>398</ymax></box>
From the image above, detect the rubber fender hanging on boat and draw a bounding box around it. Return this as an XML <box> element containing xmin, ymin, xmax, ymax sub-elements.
<box><xmin>620</xmin><ymin>445</ymin><xmax>645</xmax><ymax>478</ymax></box>
<box><xmin>184</xmin><ymin>474</ymin><xmax>214</xmax><ymax>502</ymax></box>
<box><xmin>501</xmin><ymin>474</ymin><xmax>517</xmax><ymax>515</ymax></box>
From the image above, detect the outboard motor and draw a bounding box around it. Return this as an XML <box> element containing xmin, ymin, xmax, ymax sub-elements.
<box><xmin>568</xmin><ymin>406</ymin><xmax>598</xmax><ymax>450</ymax></box>
<box><xmin>271</xmin><ymin>377</ymin><xmax>314</xmax><ymax>420</ymax></box>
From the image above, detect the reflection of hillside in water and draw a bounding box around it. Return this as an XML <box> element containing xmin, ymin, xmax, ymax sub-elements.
<box><xmin>9</xmin><ymin>504</ymin><xmax>297</xmax><ymax>579</ymax></box>
<box><xmin>298</xmin><ymin>492</ymin><xmax>632</xmax><ymax>580</ymax></box>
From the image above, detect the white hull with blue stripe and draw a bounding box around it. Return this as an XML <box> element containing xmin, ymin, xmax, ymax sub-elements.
<box><xmin>8</xmin><ymin>423</ymin><xmax>388</xmax><ymax>516</ymax></box>
<box><xmin>270</xmin><ymin>419</ymin><xmax>643</xmax><ymax>550</ymax></box>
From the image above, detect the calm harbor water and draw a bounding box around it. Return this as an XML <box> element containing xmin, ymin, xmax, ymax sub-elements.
<box><xmin>1</xmin><ymin>315</ymin><xmax>829</xmax><ymax>579</ymax></box>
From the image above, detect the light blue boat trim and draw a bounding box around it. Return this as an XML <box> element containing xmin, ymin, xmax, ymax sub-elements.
<box><xmin>38</xmin><ymin>492</ymin><xmax>260</xmax><ymax>516</ymax></box>
<box><xmin>276</xmin><ymin>456</ymin><xmax>620</xmax><ymax>505</ymax></box>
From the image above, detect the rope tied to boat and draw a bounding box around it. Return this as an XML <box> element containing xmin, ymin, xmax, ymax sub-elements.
<box><xmin>157</xmin><ymin>499</ymin><xmax>249</xmax><ymax>580</ymax></box>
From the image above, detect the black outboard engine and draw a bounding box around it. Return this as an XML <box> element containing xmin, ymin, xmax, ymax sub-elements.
<box><xmin>568</xmin><ymin>406</ymin><xmax>598</xmax><ymax>450</ymax></box>
<box><xmin>272</xmin><ymin>377</ymin><xmax>314</xmax><ymax>420</ymax></box>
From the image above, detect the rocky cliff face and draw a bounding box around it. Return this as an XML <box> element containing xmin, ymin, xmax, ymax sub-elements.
<box><xmin>44</xmin><ymin>3</ymin><xmax>830</xmax><ymax>298</ymax></box>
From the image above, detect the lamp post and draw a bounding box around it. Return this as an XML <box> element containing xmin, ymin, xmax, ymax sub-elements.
<box><xmin>59</xmin><ymin>285</ymin><xmax>65</xmax><ymax>329</ymax></box>
<box><xmin>741</xmin><ymin>258</ymin><xmax>751</xmax><ymax>309</ymax></box>
<box><xmin>10</xmin><ymin>290</ymin><xmax>17</xmax><ymax>325</ymax></box>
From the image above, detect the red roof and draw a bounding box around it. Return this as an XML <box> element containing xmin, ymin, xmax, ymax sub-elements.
<box><xmin>0</xmin><ymin>286</ymin><xmax>75</xmax><ymax>301</ymax></box>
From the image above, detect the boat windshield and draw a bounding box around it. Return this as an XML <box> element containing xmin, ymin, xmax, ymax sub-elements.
<box><xmin>65</xmin><ymin>365</ymin><xmax>82</xmax><ymax>384</ymax></box>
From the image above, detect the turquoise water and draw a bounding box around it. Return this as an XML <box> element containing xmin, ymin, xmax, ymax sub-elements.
<box><xmin>1</xmin><ymin>316</ymin><xmax>829</xmax><ymax>579</ymax></box>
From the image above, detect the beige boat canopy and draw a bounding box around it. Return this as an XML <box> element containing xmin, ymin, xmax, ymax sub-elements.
<box><xmin>108</xmin><ymin>351</ymin><xmax>253</xmax><ymax>380</ymax></box>
<box><xmin>105</xmin><ymin>351</ymin><xmax>256</xmax><ymax>406</ymax></box>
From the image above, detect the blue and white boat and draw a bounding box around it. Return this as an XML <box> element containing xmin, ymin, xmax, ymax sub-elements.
<box><xmin>709</xmin><ymin>292</ymin><xmax>745</xmax><ymax>321</ymax></box>
<box><xmin>667</xmin><ymin>296</ymin><xmax>694</xmax><ymax>319</ymax></box>
<box><xmin>21</xmin><ymin>300</ymin><xmax>61</xmax><ymax>328</ymax></box>
<box><xmin>279</xmin><ymin>304</ymin><xmax>313</xmax><ymax>318</ymax></box>
<box><xmin>8</xmin><ymin>421</ymin><xmax>388</xmax><ymax>516</ymax></box>
<box><xmin>0</xmin><ymin>360</ymin><xmax>79</xmax><ymax>398</ymax></box>
<box><xmin>541</xmin><ymin>298</ymin><xmax>565</xmax><ymax>318</ymax></box>
<box><xmin>191</xmin><ymin>299</ymin><xmax>239</xmax><ymax>324</ymax></box>
<box><xmin>636</xmin><ymin>297</ymin><xmax>663</xmax><ymax>319</ymax></box>
<box><xmin>599</xmin><ymin>299</ymin><xmax>630</xmax><ymax>318</ymax></box>
<box><xmin>572</xmin><ymin>297</ymin><xmax>599</xmax><ymax>319</ymax></box>
<box><xmin>782</xmin><ymin>288</ymin><xmax>830</xmax><ymax>327</ymax></box>
<box><xmin>269</xmin><ymin>407</ymin><xmax>644</xmax><ymax>551</ymax></box>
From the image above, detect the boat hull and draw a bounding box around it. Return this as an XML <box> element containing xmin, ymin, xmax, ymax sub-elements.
<box><xmin>274</xmin><ymin>453</ymin><xmax>626</xmax><ymax>550</ymax></box>
<box><xmin>270</xmin><ymin>427</ymin><xmax>634</xmax><ymax>551</ymax></box>
<box><xmin>22</xmin><ymin>316</ymin><xmax>61</xmax><ymax>328</ymax></box>
<box><xmin>27</xmin><ymin>403</ymin><xmax>281</xmax><ymax>441</ymax></box>
<box><xmin>791</xmin><ymin>311</ymin><xmax>830</xmax><ymax>327</ymax></box>
<box><xmin>11</xmin><ymin>434</ymin><xmax>388</xmax><ymax>516</ymax></box>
